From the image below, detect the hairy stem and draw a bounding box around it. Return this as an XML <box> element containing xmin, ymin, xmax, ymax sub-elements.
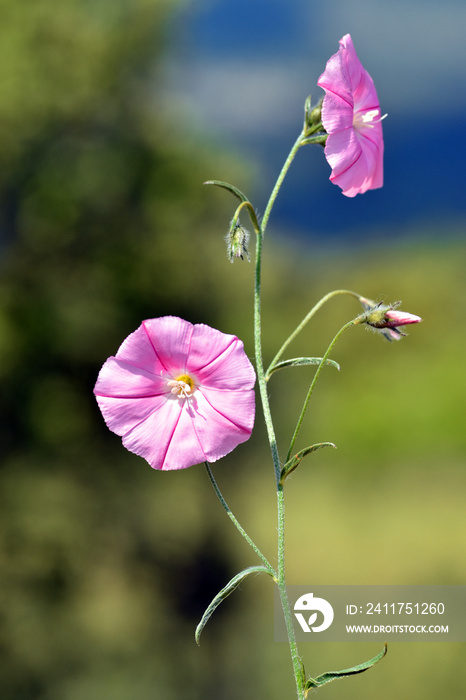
<box><xmin>254</xmin><ymin>129</ymin><xmax>309</xmax><ymax>700</ymax></box>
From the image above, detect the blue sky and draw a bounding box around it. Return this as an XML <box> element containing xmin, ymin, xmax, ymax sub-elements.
<box><xmin>162</xmin><ymin>0</ymin><xmax>466</xmax><ymax>244</ymax></box>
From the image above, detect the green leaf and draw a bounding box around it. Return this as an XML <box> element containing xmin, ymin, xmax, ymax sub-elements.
<box><xmin>304</xmin><ymin>644</ymin><xmax>387</xmax><ymax>693</ymax></box>
<box><xmin>267</xmin><ymin>357</ymin><xmax>340</xmax><ymax>380</ymax></box>
<box><xmin>195</xmin><ymin>566</ymin><xmax>272</xmax><ymax>645</ymax></box>
<box><xmin>203</xmin><ymin>180</ymin><xmax>249</xmax><ymax>203</ymax></box>
<box><xmin>280</xmin><ymin>443</ymin><xmax>337</xmax><ymax>483</ymax></box>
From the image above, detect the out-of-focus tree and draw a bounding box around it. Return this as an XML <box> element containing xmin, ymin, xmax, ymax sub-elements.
<box><xmin>0</xmin><ymin>2</ymin><xmax>257</xmax><ymax>699</ymax></box>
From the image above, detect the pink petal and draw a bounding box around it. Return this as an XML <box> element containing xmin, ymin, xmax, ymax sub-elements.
<box><xmin>384</xmin><ymin>310</ymin><xmax>422</xmax><ymax>327</ymax></box>
<box><xmin>189</xmin><ymin>330</ymin><xmax>256</xmax><ymax>390</ymax></box>
<box><xmin>328</xmin><ymin>128</ymin><xmax>382</xmax><ymax>197</ymax></box>
<box><xmin>179</xmin><ymin>388</ymin><xmax>255</xmax><ymax>464</ymax></box>
<box><xmin>339</xmin><ymin>35</ymin><xmax>366</xmax><ymax>104</ymax></box>
<box><xmin>121</xmin><ymin>398</ymin><xmax>208</xmax><ymax>471</ymax></box>
<box><xmin>101</xmin><ymin>323</ymin><xmax>169</xmax><ymax>379</ymax></box>
<box><xmin>320</xmin><ymin>91</ymin><xmax>353</xmax><ymax>134</ymax></box>
<box><xmin>116</xmin><ymin>387</ymin><xmax>255</xmax><ymax>470</ymax></box>
<box><xmin>343</xmin><ymin>38</ymin><xmax>379</xmax><ymax>114</ymax></box>
<box><xmin>96</xmin><ymin>393</ymin><xmax>171</xmax><ymax>439</ymax></box>
<box><xmin>141</xmin><ymin>317</ymin><xmax>193</xmax><ymax>375</ymax></box>
<box><xmin>317</xmin><ymin>42</ymin><xmax>353</xmax><ymax>113</ymax></box>
<box><xmin>199</xmin><ymin>386</ymin><xmax>255</xmax><ymax>437</ymax></box>
<box><xmin>95</xmin><ymin>356</ymin><xmax>168</xmax><ymax>398</ymax></box>
<box><xmin>324</xmin><ymin>127</ymin><xmax>361</xmax><ymax>178</ymax></box>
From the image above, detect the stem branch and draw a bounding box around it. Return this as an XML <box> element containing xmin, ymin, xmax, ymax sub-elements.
<box><xmin>286</xmin><ymin>318</ymin><xmax>357</xmax><ymax>463</ymax></box>
<box><xmin>268</xmin><ymin>289</ymin><xmax>363</xmax><ymax>375</ymax></box>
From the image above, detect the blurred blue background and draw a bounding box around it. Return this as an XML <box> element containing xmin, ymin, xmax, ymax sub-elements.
<box><xmin>163</xmin><ymin>0</ymin><xmax>466</xmax><ymax>244</ymax></box>
<box><xmin>0</xmin><ymin>1</ymin><xmax>465</xmax><ymax>700</ymax></box>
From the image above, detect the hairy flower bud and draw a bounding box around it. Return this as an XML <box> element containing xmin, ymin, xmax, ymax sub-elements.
<box><xmin>226</xmin><ymin>221</ymin><xmax>250</xmax><ymax>263</ymax></box>
<box><xmin>355</xmin><ymin>298</ymin><xmax>422</xmax><ymax>341</ymax></box>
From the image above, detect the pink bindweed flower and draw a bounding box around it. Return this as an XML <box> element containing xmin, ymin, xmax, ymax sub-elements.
<box><xmin>94</xmin><ymin>317</ymin><xmax>256</xmax><ymax>470</ymax></box>
<box><xmin>317</xmin><ymin>34</ymin><xmax>384</xmax><ymax>197</ymax></box>
<box><xmin>357</xmin><ymin>298</ymin><xmax>422</xmax><ymax>341</ymax></box>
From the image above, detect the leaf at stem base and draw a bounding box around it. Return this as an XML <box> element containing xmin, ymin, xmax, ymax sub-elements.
<box><xmin>304</xmin><ymin>643</ymin><xmax>387</xmax><ymax>694</ymax></box>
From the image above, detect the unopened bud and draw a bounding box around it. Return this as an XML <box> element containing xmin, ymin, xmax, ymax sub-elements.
<box><xmin>304</xmin><ymin>96</ymin><xmax>324</xmax><ymax>137</ymax></box>
<box><xmin>355</xmin><ymin>298</ymin><xmax>422</xmax><ymax>341</ymax></box>
<box><xmin>308</xmin><ymin>99</ymin><xmax>322</xmax><ymax>126</ymax></box>
<box><xmin>226</xmin><ymin>221</ymin><xmax>250</xmax><ymax>263</ymax></box>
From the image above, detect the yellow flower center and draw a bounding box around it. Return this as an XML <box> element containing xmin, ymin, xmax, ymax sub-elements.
<box><xmin>167</xmin><ymin>374</ymin><xmax>196</xmax><ymax>399</ymax></box>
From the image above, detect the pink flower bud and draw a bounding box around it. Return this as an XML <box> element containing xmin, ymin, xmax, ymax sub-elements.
<box><xmin>355</xmin><ymin>298</ymin><xmax>422</xmax><ymax>341</ymax></box>
<box><xmin>383</xmin><ymin>309</ymin><xmax>422</xmax><ymax>328</ymax></box>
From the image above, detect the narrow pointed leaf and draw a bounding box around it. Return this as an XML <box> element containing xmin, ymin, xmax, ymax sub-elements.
<box><xmin>195</xmin><ymin>566</ymin><xmax>272</xmax><ymax>645</ymax></box>
<box><xmin>280</xmin><ymin>443</ymin><xmax>337</xmax><ymax>483</ymax></box>
<box><xmin>304</xmin><ymin>644</ymin><xmax>387</xmax><ymax>691</ymax></box>
<box><xmin>204</xmin><ymin>180</ymin><xmax>249</xmax><ymax>203</ymax></box>
<box><xmin>303</xmin><ymin>94</ymin><xmax>313</xmax><ymax>129</ymax></box>
<box><xmin>267</xmin><ymin>357</ymin><xmax>340</xmax><ymax>380</ymax></box>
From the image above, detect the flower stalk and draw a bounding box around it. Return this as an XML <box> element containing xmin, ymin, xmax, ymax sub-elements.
<box><xmin>204</xmin><ymin>463</ymin><xmax>276</xmax><ymax>577</ymax></box>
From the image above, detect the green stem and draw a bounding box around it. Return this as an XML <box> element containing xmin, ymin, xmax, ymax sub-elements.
<box><xmin>286</xmin><ymin>318</ymin><xmax>357</xmax><ymax>463</ymax></box>
<box><xmin>276</xmin><ymin>484</ymin><xmax>305</xmax><ymax>699</ymax></box>
<box><xmin>253</xmin><ymin>128</ymin><xmax>307</xmax><ymax>482</ymax></box>
<box><xmin>204</xmin><ymin>463</ymin><xmax>276</xmax><ymax>577</ymax></box>
<box><xmin>253</xmin><ymin>129</ymin><xmax>309</xmax><ymax>700</ymax></box>
<box><xmin>268</xmin><ymin>289</ymin><xmax>363</xmax><ymax>376</ymax></box>
<box><xmin>233</xmin><ymin>200</ymin><xmax>261</xmax><ymax>236</ymax></box>
<box><xmin>254</xmin><ymin>229</ymin><xmax>282</xmax><ymax>484</ymax></box>
<box><xmin>260</xmin><ymin>130</ymin><xmax>305</xmax><ymax>236</ymax></box>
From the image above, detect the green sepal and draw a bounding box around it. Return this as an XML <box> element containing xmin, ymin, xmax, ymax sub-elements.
<box><xmin>301</xmin><ymin>134</ymin><xmax>327</xmax><ymax>146</ymax></box>
<box><xmin>303</xmin><ymin>94</ymin><xmax>313</xmax><ymax>129</ymax></box>
<box><xmin>280</xmin><ymin>443</ymin><xmax>337</xmax><ymax>484</ymax></box>
<box><xmin>195</xmin><ymin>566</ymin><xmax>273</xmax><ymax>645</ymax></box>
<box><xmin>304</xmin><ymin>644</ymin><xmax>387</xmax><ymax>693</ymax></box>
<box><xmin>204</xmin><ymin>180</ymin><xmax>249</xmax><ymax>203</ymax></box>
<box><xmin>267</xmin><ymin>356</ymin><xmax>340</xmax><ymax>380</ymax></box>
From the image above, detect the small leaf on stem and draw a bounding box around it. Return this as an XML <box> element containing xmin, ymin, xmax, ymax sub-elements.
<box><xmin>204</xmin><ymin>180</ymin><xmax>249</xmax><ymax>203</ymax></box>
<box><xmin>304</xmin><ymin>643</ymin><xmax>387</xmax><ymax>693</ymax></box>
<box><xmin>195</xmin><ymin>566</ymin><xmax>273</xmax><ymax>645</ymax></box>
<box><xmin>267</xmin><ymin>356</ymin><xmax>340</xmax><ymax>381</ymax></box>
<box><xmin>280</xmin><ymin>443</ymin><xmax>337</xmax><ymax>484</ymax></box>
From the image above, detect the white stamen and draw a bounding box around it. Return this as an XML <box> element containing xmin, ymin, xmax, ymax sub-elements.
<box><xmin>353</xmin><ymin>109</ymin><xmax>387</xmax><ymax>129</ymax></box>
<box><xmin>167</xmin><ymin>379</ymin><xmax>193</xmax><ymax>399</ymax></box>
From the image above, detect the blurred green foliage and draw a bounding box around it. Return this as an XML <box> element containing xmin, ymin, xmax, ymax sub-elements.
<box><xmin>1</xmin><ymin>2</ymin><xmax>465</xmax><ymax>699</ymax></box>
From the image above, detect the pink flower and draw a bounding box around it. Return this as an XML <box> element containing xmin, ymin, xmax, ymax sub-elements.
<box><xmin>317</xmin><ymin>34</ymin><xmax>384</xmax><ymax>197</ymax></box>
<box><xmin>358</xmin><ymin>298</ymin><xmax>422</xmax><ymax>341</ymax></box>
<box><xmin>94</xmin><ymin>317</ymin><xmax>256</xmax><ymax>470</ymax></box>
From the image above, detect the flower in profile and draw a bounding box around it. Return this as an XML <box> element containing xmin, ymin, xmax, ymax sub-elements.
<box><xmin>356</xmin><ymin>297</ymin><xmax>422</xmax><ymax>340</ymax></box>
<box><xmin>94</xmin><ymin>317</ymin><xmax>256</xmax><ymax>470</ymax></box>
<box><xmin>317</xmin><ymin>34</ymin><xmax>384</xmax><ymax>197</ymax></box>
